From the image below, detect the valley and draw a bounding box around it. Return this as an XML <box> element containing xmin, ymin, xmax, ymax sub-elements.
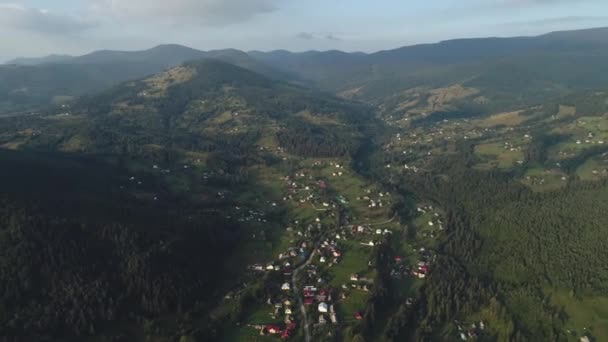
<box><xmin>1</xmin><ymin>28</ymin><xmax>608</xmax><ymax>342</ymax></box>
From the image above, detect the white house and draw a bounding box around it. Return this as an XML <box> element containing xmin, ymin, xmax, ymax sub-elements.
<box><xmin>318</xmin><ymin>302</ymin><xmax>329</xmax><ymax>313</ymax></box>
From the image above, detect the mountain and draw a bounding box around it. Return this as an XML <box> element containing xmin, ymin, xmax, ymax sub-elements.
<box><xmin>4</xmin><ymin>27</ymin><xmax>608</xmax><ymax>115</ymax></box>
<box><xmin>12</xmin><ymin>59</ymin><xmax>372</xmax><ymax>158</ymax></box>
<box><xmin>0</xmin><ymin>59</ymin><xmax>375</xmax><ymax>341</ymax></box>
<box><xmin>250</xmin><ymin>27</ymin><xmax>608</xmax><ymax>112</ymax></box>
<box><xmin>5</xmin><ymin>54</ymin><xmax>75</xmax><ymax>65</ymax></box>
<box><xmin>72</xmin><ymin>44</ymin><xmax>206</xmax><ymax>66</ymax></box>
<box><xmin>3</xmin><ymin>27</ymin><xmax>608</xmax><ymax>342</ymax></box>
<box><xmin>0</xmin><ymin>45</ymin><xmax>294</xmax><ymax>114</ymax></box>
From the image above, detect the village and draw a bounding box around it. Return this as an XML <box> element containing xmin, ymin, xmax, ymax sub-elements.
<box><xmin>200</xmin><ymin>151</ymin><xmax>458</xmax><ymax>341</ymax></box>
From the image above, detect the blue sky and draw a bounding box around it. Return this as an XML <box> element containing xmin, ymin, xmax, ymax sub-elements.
<box><xmin>1</xmin><ymin>0</ymin><xmax>608</xmax><ymax>59</ymax></box>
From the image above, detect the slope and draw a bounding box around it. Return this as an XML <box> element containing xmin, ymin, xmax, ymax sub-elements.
<box><xmin>0</xmin><ymin>45</ymin><xmax>294</xmax><ymax>114</ymax></box>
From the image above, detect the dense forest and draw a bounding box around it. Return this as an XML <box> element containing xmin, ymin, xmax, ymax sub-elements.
<box><xmin>0</xmin><ymin>149</ymin><xmax>252</xmax><ymax>341</ymax></box>
<box><xmin>370</xmin><ymin>143</ymin><xmax>608</xmax><ymax>341</ymax></box>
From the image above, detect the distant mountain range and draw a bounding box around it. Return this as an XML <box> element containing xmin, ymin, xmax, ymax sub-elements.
<box><xmin>2</xmin><ymin>26</ymin><xmax>608</xmax><ymax>114</ymax></box>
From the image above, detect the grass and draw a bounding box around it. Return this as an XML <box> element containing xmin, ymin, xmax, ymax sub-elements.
<box><xmin>557</xmin><ymin>105</ymin><xmax>576</xmax><ymax>119</ymax></box>
<box><xmin>519</xmin><ymin>167</ymin><xmax>567</xmax><ymax>192</ymax></box>
<box><xmin>548</xmin><ymin>290</ymin><xmax>608</xmax><ymax>341</ymax></box>
<box><xmin>221</xmin><ymin>327</ymin><xmax>278</xmax><ymax>342</ymax></box>
<box><xmin>474</xmin><ymin>142</ymin><xmax>524</xmax><ymax>170</ymax></box>
<box><xmin>337</xmin><ymin>290</ymin><xmax>369</xmax><ymax>322</ymax></box>
<box><xmin>576</xmin><ymin>157</ymin><xmax>607</xmax><ymax>181</ymax></box>
<box><xmin>477</xmin><ymin>110</ymin><xmax>525</xmax><ymax>128</ymax></box>
<box><xmin>329</xmin><ymin>241</ymin><xmax>374</xmax><ymax>287</ymax></box>
<box><xmin>549</xmin><ymin>116</ymin><xmax>608</xmax><ymax>160</ymax></box>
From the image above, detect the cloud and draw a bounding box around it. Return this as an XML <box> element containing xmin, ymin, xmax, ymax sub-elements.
<box><xmin>95</xmin><ymin>0</ymin><xmax>280</xmax><ymax>26</ymax></box>
<box><xmin>325</xmin><ymin>34</ymin><xmax>342</xmax><ymax>42</ymax></box>
<box><xmin>296</xmin><ymin>32</ymin><xmax>344</xmax><ymax>42</ymax></box>
<box><xmin>296</xmin><ymin>32</ymin><xmax>314</xmax><ymax>40</ymax></box>
<box><xmin>0</xmin><ymin>3</ymin><xmax>97</xmax><ymax>34</ymax></box>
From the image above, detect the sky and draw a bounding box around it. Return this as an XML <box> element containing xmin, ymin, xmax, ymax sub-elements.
<box><xmin>1</xmin><ymin>0</ymin><xmax>608</xmax><ymax>60</ymax></box>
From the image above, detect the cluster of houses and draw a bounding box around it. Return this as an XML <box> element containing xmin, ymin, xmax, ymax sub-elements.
<box><xmin>356</xmin><ymin>190</ymin><xmax>391</xmax><ymax>209</ymax></box>
<box><xmin>302</xmin><ymin>286</ymin><xmax>339</xmax><ymax>325</ymax></box>
<box><xmin>241</xmin><ymin>160</ymin><xmax>405</xmax><ymax>339</ymax></box>
<box><xmin>258</xmin><ymin>322</ymin><xmax>297</xmax><ymax>339</ymax></box>
<box><xmin>456</xmin><ymin>320</ymin><xmax>486</xmax><ymax>340</ymax></box>
<box><xmin>234</xmin><ymin>207</ymin><xmax>267</xmax><ymax>224</ymax></box>
<box><xmin>389</xmin><ymin>249</ymin><xmax>433</xmax><ymax>280</ymax></box>
<box><xmin>417</xmin><ymin>206</ymin><xmax>445</xmax><ymax>234</ymax></box>
<box><xmin>343</xmin><ymin>273</ymin><xmax>374</xmax><ymax>293</ymax></box>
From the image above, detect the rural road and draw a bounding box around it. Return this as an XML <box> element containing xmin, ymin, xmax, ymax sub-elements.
<box><xmin>292</xmin><ymin>249</ymin><xmax>317</xmax><ymax>342</ymax></box>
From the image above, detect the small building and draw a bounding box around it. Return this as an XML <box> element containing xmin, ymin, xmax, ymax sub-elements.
<box><xmin>266</xmin><ymin>325</ymin><xmax>282</xmax><ymax>335</ymax></box>
<box><xmin>355</xmin><ymin>311</ymin><xmax>363</xmax><ymax>320</ymax></box>
<box><xmin>318</xmin><ymin>302</ymin><xmax>329</xmax><ymax>313</ymax></box>
<box><xmin>281</xmin><ymin>283</ymin><xmax>291</xmax><ymax>291</ymax></box>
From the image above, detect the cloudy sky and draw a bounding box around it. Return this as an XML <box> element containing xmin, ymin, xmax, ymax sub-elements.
<box><xmin>1</xmin><ymin>0</ymin><xmax>608</xmax><ymax>60</ymax></box>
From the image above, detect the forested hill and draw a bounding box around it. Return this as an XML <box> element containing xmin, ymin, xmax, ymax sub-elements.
<box><xmin>0</xmin><ymin>47</ymin><xmax>293</xmax><ymax>114</ymax></box>
<box><xmin>9</xmin><ymin>59</ymin><xmax>373</xmax><ymax>160</ymax></box>
<box><xmin>250</xmin><ymin>27</ymin><xmax>608</xmax><ymax>112</ymax></box>
<box><xmin>0</xmin><ymin>57</ymin><xmax>377</xmax><ymax>341</ymax></box>
<box><xmin>5</xmin><ymin>27</ymin><xmax>608</xmax><ymax>116</ymax></box>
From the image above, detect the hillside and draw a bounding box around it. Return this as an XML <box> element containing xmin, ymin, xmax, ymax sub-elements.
<box><xmin>251</xmin><ymin>27</ymin><xmax>608</xmax><ymax>114</ymax></box>
<box><xmin>0</xmin><ymin>46</ymin><xmax>293</xmax><ymax>114</ymax></box>
<box><xmin>8</xmin><ymin>59</ymin><xmax>371</xmax><ymax>157</ymax></box>
<box><xmin>0</xmin><ymin>59</ymin><xmax>383</xmax><ymax>341</ymax></box>
<box><xmin>3</xmin><ymin>26</ymin><xmax>608</xmax><ymax>342</ymax></box>
<box><xmin>5</xmin><ymin>54</ymin><xmax>75</xmax><ymax>65</ymax></box>
<box><xmin>4</xmin><ymin>27</ymin><xmax>608</xmax><ymax>116</ymax></box>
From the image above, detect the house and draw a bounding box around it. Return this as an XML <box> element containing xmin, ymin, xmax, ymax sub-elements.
<box><xmin>320</xmin><ymin>256</ymin><xmax>327</xmax><ymax>263</ymax></box>
<box><xmin>318</xmin><ymin>302</ymin><xmax>329</xmax><ymax>313</ymax></box>
<box><xmin>266</xmin><ymin>325</ymin><xmax>282</xmax><ymax>334</ymax></box>
<box><xmin>304</xmin><ymin>298</ymin><xmax>314</xmax><ymax>305</ymax></box>
<box><xmin>281</xmin><ymin>283</ymin><xmax>291</xmax><ymax>291</ymax></box>
<box><xmin>285</xmin><ymin>308</ymin><xmax>293</xmax><ymax>315</ymax></box>
<box><xmin>355</xmin><ymin>311</ymin><xmax>363</xmax><ymax>320</ymax></box>
<box><xmin>350</xmin><ymin>274</ymin><xmax>359</xmax><ymax>281</ymax></box>
<box><xmin>376</xmin><ymin>229</ymin><xmax>382</xmax><ymax>235</ymax></box>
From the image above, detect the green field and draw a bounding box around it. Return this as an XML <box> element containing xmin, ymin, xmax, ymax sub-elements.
<box><xmin>475</xmin><ymin>142</ymin><xmax>524</xmax><ymax>170</ymax></box>
<box><xmin>549</xmin><ymin>290</ymin><xmax>608</xmax><ymax>341</ymax></box>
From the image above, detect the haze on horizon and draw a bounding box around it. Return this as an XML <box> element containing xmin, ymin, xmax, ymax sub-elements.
<box><xmin>1</xmin><ymin>0</ymin><xmax>608</xmax><ymax>61</ymax></box>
